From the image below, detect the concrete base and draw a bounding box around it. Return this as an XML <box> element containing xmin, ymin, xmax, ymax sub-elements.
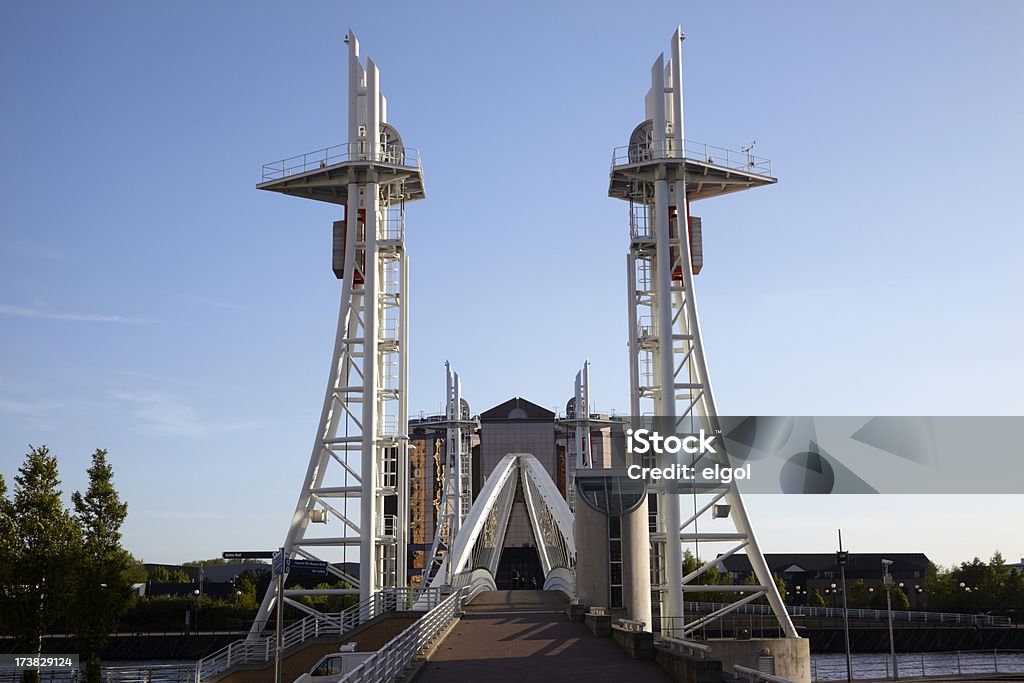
<box><xmin>707</xmin><ymin>638</ymin><xmax>811</xmax><ymax>683</ymax></box>
<box><xmin>654</xmin><ymin>647</ymin><xmax>724</xmax><ymax>683</ymax></box>
<box><xmin>584</xmin><ymin>612</ymin><xmax>612</xmax><ymax>637</ymax></box>
<box><xmin>566</xmin><ymin>603</ymin><xmax>586</xmax><ymax>623</ymax></box>
<box><xmin>611</xmin><ymin>625</ymin><xmax>655</xmax><ymax>659</ymax></box>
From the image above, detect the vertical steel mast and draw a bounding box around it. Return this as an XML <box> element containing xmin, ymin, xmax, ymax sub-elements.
<box><xmin>419</xmin><ymin>362</ymin><xmax>473</xmax><ymax>590</ymax></box>
<box><xmin>564</xmin><ymin>360</ymin><xmax>593</xmax><ymax>512</ymax></box>
<box><xmin>610</xmin><ymin>27</ymin><xmax>796</xmax><ymax>638</ymax></box>
<box><xmin>251</xmin><ymin>30</ymin><xmax>424</xmax><ymax>635</ymax></box>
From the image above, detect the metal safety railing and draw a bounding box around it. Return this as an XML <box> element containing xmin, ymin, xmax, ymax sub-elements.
<box><xmin>682</xmin><ymin>600</ymin><xmax>1013</xmax><ymax>627</ymax></box>
<box><xmin>194</xmin><ymin>587</ymin><xmax>447</xmax><ymax>683</ymax></box>
<box><xmin>615</xmin><ymin>618</ymin><xmax>647</xmax><ymax>633</ymax></box>
<box><xmin>811</xmin><ymin>649</ymin><xmax>1024</xmax><ymax>681</ymax></box>
<box><xmin>0</xmin><ymin>663</ymin><xmax>197</xmax><ymax>683</ymax></box>
<box><xmin>611</xmin><ymin>139</ymin><xmax>771</xmax><ymax>176</ymax></box>
<box><xmin>657</xmin><ymin>635</ymin><xmax>711</xmax><ymax>659</ymax></box>
<box><xmin>261</xmin><ymin>143</ymin><xmax>421</xmax><ymax>182</ymax></box>
<box><xmin>339</xmin><ymin>587</ymin><xmax>465</xmax><ymax>682</ymax></box>
<box><xmin>735</xmin><ymin>664</ymin><xmax>797</xmax><ymax>683</ymax></box>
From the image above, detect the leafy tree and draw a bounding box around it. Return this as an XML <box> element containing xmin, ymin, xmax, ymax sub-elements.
<box><xmin>0</xmin><ymin>474</ymin><xmax>13</xmax><ymax>594</ymax></box>
<box><xmin>169</xmin><ymin>569</ymin><xmax>191</xmax><ymax>583</ymax></box>
<box><xmin>848</xmin><ymin>579</ymin><xmax>870</xmax><ymax>608</ymax></box>
<box><xmin>772</xmin><ymin>572</ymin><xmax>787</xmax><ymax>604</ymax></box>
<box><xmin>70</xmin><ymin>450</ymin><xmax>136</xmax><ymax>683</ymax></box>
<box><xmin>183</xmin><ymin>557</ymin><xmax>263</xmax><ymax>567</ymax></box>
<box><xmin>149</xmin><ymin>566</ymin><xmax>171</xmax><ymax>583</ymax></box>
<box><xmin>0</xmin><ymin>446</ymin><xmax>80</xmax><ymax>683</ymax></box>
<box><xmin>809</xmin><ymin>588</ymin><xmax>826</xmax><ymax>608</ymax></box>
<box><xmin>682</xmin><ymin>550</ymin><xmax>699</xmax><ymax>576</ymax></box>
<box><xmin>871</xmin><ymin>584</ymin><xmax>909</xmax><ymax>610</ymax></box>
<box><xmin>0</xmin><ymin>474</ymin><xmax>16</xmax><ymax>636</ymax></box>
<box><xmin>232</xmin><ymin>570</ymin><xmax>259</xmax><ymax>609</ymax></box>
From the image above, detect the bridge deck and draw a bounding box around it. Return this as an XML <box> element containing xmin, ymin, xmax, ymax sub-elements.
<box><xmin>414</xmin><ymin>591</ymin><xmax>671</xmax><ymax>682</ymax></box>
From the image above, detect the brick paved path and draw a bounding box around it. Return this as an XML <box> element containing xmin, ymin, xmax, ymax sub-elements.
<box><xmin>414</xmin><ymin>591</ymin><xmax>672</xmax><ymax>682</ymax></box>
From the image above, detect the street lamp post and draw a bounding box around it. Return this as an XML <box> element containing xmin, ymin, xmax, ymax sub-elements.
<box><xmin>193</xmin><ymin>589</ymin><xmax>200</xmax><ymax>634</ymax></box>
<box><xmin>837</xmin><ymin>531</ymin><xmax>852</xmax><ymax>682</ymax></box>
<box><xmin>882</xmin><ymin>559</ymin><xmax>898</xmax><ymax>680</ymax></box>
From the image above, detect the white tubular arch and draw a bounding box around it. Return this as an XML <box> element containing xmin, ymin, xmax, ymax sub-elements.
<box><xmin>520</xmin><ymin>455</ymin><xmax>576</xmax><ymax>560</ymax></box>
<box><xmin>429</xmin><ymin>453</ymin><xmax>577</xmax><ymax>595</ymax></box>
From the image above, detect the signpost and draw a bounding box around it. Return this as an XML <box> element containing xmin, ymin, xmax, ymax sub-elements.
<box><xmin>274</xmin><ymin>548</ymin><xmax>284</xmax><ymax>683</ymax></box>
<box><xmin>226</xmin><ymin>548</ymin><xmax>329</xmax><ymax>683</ymax></box>
<box><xmin>882</xmin><ymin>558</ymin><xmax>899</xmax><ymax>680</ymax></box>
<box><xmin>222</xmin><ymin>551</ymin><xmax>276</xmax><ymax>560</ymax></box>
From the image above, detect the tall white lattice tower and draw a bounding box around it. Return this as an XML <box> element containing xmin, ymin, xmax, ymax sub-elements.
<box><xmin>250</xmin><ymin>30</ymin><xmax>423</xmax><ymax>634</ymax></box>
<box><xmin>610</xmin><ymin>28</ymin><xmax>797</xmax><ymax>638</ymax></box>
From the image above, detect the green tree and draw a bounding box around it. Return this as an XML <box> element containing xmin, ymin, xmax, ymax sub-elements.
<box><xmin>149</xmin><ymin>566</ymin><xmax>171</xmax><ymax>583</ymax></box>
<box><xmin>809</xmin><ymin>588</ymin><xmax>826</xmax><ymax>608</ymax></box>
<box><xmin>871</xmin><ymin>584</ymin><xmax>910</xmax><ymax>610</ymax></box>
<box><xmin>169</xmin><ymin>569</ymin><xmax>191</xmax><ymax>583</ymax></box>
<box><xmin>848</xmin><ymin>579</ymin><xmax>870</xmax><ymax>608</ymax></box>
<box><xmin>772</xmin><ymin>572</ymin><xmax>787</xmax><ymax>604</ymax></box>
<box><xmin>0</xmin><ymin>475</ymin><xmax>15</xmax><ymax>624</ymax></box>
<box><xmin>232</xmin><ymin>570</ymin><xmax>259</xmax><ymax>609</ymax></box>
<box><xmin>0</xmin><ymin>446</ymin><xmax>80</xmax><ymax>683</ymax></box>
<box><xmin>70</xmin><ymin>450</ymin><xmax>136</xmax><ymax>683</ymax></box>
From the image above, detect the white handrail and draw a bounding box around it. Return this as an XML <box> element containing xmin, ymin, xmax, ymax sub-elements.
<box><xmin>610</xmin><ymin>139</ymin><xmax>772</xmax><ymax>176</ymax></box>
<box><xmin>659</xmin><ymin>636</ymin><xmax>711</xmax><ymax>659</ymax></box>
<box><xmin>261</xmin><ymin>142</ymin><xmax>422</xmax><ymax>181</ymax></box>
<box><xmin>616</xmin><ymin>618</ymin><xmax>646</xmax><ymax>633</ymax></box>
<box><xmin>735</xmin><ymin>664</ymin><xmax>796</xmax><ymax>683</ymax></box>
<box><xmin>195</xmin><ymin>587</ymin><xmax>446</xmax><ymax>683</ymax></box>
<box><xmin>339</xmin><ymin>588</ymin><xmax>465</xmax><ymax>683</ymax></box>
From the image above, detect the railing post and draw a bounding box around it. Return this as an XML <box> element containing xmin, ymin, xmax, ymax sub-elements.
<box><xmin>955</xmin><ymin>650</ymin><xmax>961</xmax><ymax>675</ymax></box>
<box><xmin>993</xmin><ymin>649</ymin><xmax>998</xmax><ymax>673</ymax></box>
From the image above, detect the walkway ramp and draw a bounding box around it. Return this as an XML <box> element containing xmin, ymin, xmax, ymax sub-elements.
<box><xmin>463</xmin><ymin>590</ymin><xmax>570</xmax><ymax>613</ymax></box>
<box><xmin>414</xmin><ymin>591</ymin><xmax>672</xmax><ymax>682</ymax></box>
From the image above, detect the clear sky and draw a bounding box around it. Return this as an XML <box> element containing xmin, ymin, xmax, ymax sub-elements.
<box><xmin>1</xmin><ymin>1</ymin><xmax>1022</xmax><ymax>568</ymax></box>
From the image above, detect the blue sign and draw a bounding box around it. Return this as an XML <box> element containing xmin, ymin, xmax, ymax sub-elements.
<box><xmin>272</xmin><ymin>550</ymin><xmax>286</xmax><ymax>577</ymax></box>
<box><xmin>288</xmin><ymin>559</ymin><xmax>329</xmax><ymax>576</ymax></box>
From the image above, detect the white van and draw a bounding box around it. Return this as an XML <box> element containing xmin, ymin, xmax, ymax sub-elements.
<box><xmin>292</xmin><ymin>649</ymin><xmax>372</xmax><ymax>683</ymax></box>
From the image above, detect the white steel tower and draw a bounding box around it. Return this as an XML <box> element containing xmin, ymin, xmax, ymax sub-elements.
<box><xmin>250</xmin><ymin>31</ymin><xmax>424</xmax><ymax>634</ymax></box>
<box><xmin>419</xmin><ymin>362</ymin><xmax>474</xmax><ymax>590</ymax></box>
<box><xmin>563</xmin><ymin>360</ymin><xmax>593</xmax><ymax>512</ymax></box>
<box><xmin>610</xmin><ymin>28</ymin><xmax>797</xmax><ymax>638</ymax></box>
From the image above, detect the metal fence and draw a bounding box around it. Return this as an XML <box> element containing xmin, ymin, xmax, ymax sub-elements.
<box><xmin>610</xmin><ymin>139</ymin><xmax>772</xmax><ymax>176</ymax></box>
<box><xmin>195</xmin><ymin>587</ymin><xmax>447</xmax><ymax>682</ymax></box>
<box><xmin>261</xmin><ymin>143</ymin><xmax>421</xmax><ymax>181</ymax></box>
<box><xmin>684</xmin><ymin>600</ymin><xmax>1013</xmax><ymax>627</ymax></box>
<box><xmin>339</xmin><ymin>588</ymin><xmax>465</xmax><ymax>683</ymax></box>
<box><xmin>811</xmin><ymin>649</ymin><xmax>1024</xmax><ymax>681</ymax></box>
<box><xmin>0</xmin><ymin>663</ymin><xmax>196</xmax><ymax>683</ymax></box>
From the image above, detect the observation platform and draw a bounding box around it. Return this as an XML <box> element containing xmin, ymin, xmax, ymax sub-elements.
<box><xmin>609</xmin><ymin>139</ymin><xmax>776</xmax><ymax>202</ymax></box>
<box><xmin>257</xmin><ymin>142</ymin><xmax>425</xmax><ymax>205</ymax></box>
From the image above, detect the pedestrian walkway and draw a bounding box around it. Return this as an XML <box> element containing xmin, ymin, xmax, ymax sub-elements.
<box><xmin>413</xmin><ymin>591</ymin><xmax>672</xmax><ymax>682</ymax></box>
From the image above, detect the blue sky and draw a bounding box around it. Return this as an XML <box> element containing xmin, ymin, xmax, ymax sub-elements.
<box><xmin>1</xmin><ymin>1</ymin><xmax>1022</xmax><ymax>567</ymax></box>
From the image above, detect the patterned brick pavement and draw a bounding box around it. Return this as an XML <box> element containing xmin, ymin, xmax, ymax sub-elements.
<box><xmin>414</xmin><ymin>609</ymin><xmax>673</xmax><ymax>682</ymax></box>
